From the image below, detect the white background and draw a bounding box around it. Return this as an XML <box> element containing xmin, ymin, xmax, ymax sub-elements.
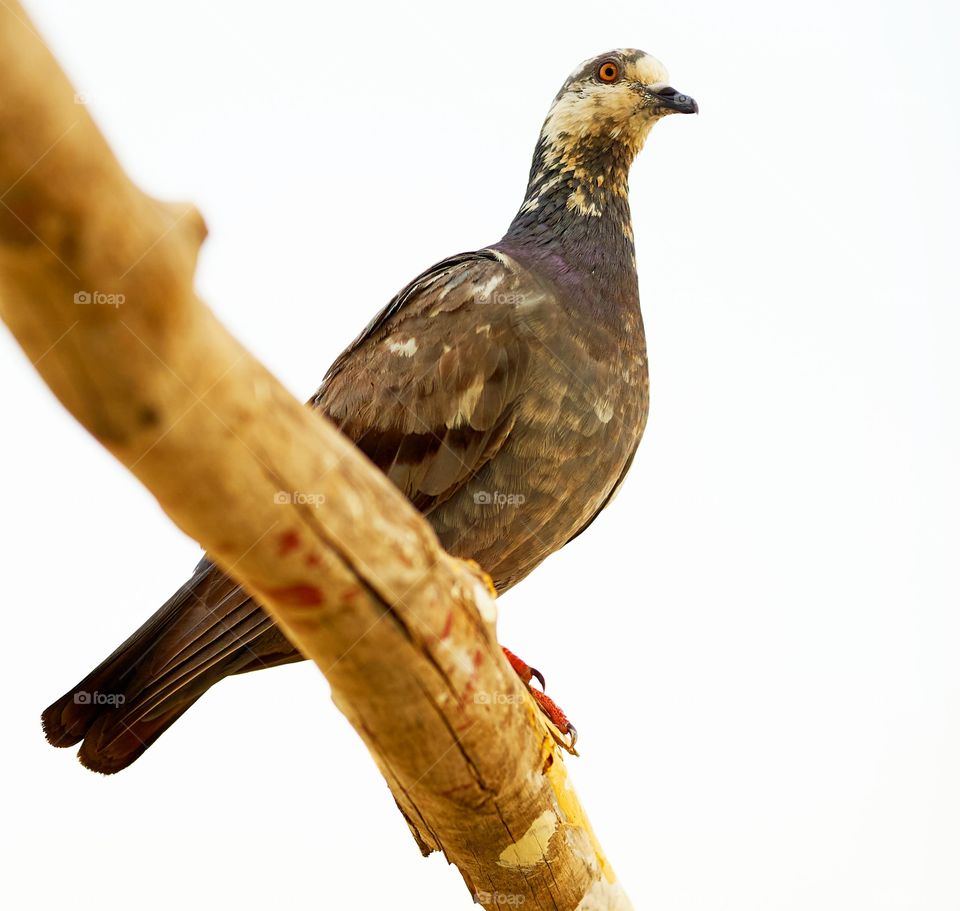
<box><xmin>2</xmin><ymin>1</ymin><xmax>958</xmax><ymax>908</ymax></box>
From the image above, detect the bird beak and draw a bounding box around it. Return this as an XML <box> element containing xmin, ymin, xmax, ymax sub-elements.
<box><xmin>645</xmin><ymin>83</ymin><xmax>698</xmax><ymax>115</ymax></box>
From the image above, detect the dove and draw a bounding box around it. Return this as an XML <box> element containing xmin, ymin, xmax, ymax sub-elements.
<box><xmin>42</xmin><ymin>48</ymin><xmax>696</xmax><ymax>773</ymax></box>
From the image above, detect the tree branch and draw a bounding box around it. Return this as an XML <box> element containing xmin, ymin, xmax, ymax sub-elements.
<box><xmin>0</xmin><ymin>4</ymin><xmax>631</xmax><ymax>908</ymax></box>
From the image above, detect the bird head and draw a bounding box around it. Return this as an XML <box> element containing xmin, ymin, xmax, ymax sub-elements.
<box><xmin>507</xmin><ymin>49</ymin><xmax>696</xmax><ymax>250</ymax></box>
<box><xmin>541</xmin><ymin>49</ymin><xmax>697</xmax><ymax>160</ymax></box>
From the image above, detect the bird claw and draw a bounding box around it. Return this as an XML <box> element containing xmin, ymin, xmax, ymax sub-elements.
<box><xmin>529</xmin><ymin>687</ymin><xmax>578</xmax><ymax>755</ymax></box>
<box><xmin>530</xmin><ymin>666</ymin><xmax>546</xmax><ymax>691</ymax></box>
<box><xmin>501</xmin><ymin>646</ymin><xmax>545</xmax><ymax>690</ymax></box>
<box><xmin>501</xmin><ymin>646</ymin><xmax>578</xmax><ymax>755</ymax></box>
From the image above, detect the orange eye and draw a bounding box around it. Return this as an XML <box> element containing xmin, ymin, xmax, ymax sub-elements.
<box><xmin>597</xmin><ymin>61</ymin><xmax>619</xmax><ymax>83</ymax></box>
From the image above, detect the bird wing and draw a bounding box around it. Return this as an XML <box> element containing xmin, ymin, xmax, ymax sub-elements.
<box><xmin>310</xmin><ymin>250</ymin><xmax>533</xmax><ymax>513</ymax></box>
<box><xmin>43</xmin><ymin>250</ymin><xmax>539</xmax><ymax>772</ymax></box>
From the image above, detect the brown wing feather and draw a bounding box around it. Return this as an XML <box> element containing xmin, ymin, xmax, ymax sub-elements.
<box><xmin>312</xmin><ymin>252</ymin><xmax>531</xmax><ymax>513</ymax></box>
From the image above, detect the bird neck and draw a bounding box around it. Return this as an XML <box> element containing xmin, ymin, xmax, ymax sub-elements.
<box><xmin>499</xmin><ymin>135</ymin><xmax>642</xmax><ymax>315</ymax></box>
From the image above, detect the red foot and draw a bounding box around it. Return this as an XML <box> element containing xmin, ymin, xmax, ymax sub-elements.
<box><xmin>530</xmin><ymin>689</ymin><xmax>577</xmax><ymax>747</ymax></box>
<box><xmin>501</xmin><ymin>646</ymin><xmax>545</xmax><ymax>690</ymax></box>
<box><xmin>501</xmin><ymin>646</ymin><xmax>578</xmax><ymax>753</ymax></box>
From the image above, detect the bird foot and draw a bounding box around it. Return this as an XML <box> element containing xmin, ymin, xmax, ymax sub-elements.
<box><xmin>530</xmin><ymin>688</ymin><xmax>578</xmax><ymax>756</ymax></box>
<box><xmin>502</xmin><ymin>645</ymin><xmax>545</xmax><ymax>689</ymax></box>
<box><xmin>501</xmin><ymin>646</ymin><xmax>578</xmax><ymax>755</ymax></box>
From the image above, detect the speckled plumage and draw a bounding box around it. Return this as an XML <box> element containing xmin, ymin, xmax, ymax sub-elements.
<box><xmin>42</xmin><ymin>49</ymin><xmax>696</xmax><ymax>772</ymax></box>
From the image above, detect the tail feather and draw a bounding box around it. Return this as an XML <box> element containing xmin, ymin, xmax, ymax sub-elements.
<box><xmin>41</xmin><ymin>558</ymin><xmax>303</xmax><ymax>774</ymax></box>
<box><xmin>76</xmin><ymin>695</ymin><xmax>205</xmax><ymax>775</ymax></box>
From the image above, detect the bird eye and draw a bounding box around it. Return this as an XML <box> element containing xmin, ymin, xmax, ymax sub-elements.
<box><xmin>597</xmin><ymin>61</ymin><xmax>620</xmax><ymax>83</ymax></box>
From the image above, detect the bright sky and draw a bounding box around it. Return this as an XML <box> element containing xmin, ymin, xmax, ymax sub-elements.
<box><xmin>2</xmin><ymin>1</ymin><xmax>958</xmax><ymax>909</ymax></box>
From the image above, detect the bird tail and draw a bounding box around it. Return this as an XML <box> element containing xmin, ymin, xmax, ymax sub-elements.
<box><xmin>41</xmin><ymin>559</ymin><xmax>303</xmax><ymax>774</ymax></box>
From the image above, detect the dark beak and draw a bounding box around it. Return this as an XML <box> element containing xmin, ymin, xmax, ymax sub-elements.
<box><xmin>650</xmin><ymin>85</ymin><xmax>698</xmax><ymax>114</ymax></box>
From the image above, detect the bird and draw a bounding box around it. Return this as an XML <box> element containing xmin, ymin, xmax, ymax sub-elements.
<box><xmin>41</xmin><ymin>48</ymin><xmax>696</xmax><ymax>773</ymax></box>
